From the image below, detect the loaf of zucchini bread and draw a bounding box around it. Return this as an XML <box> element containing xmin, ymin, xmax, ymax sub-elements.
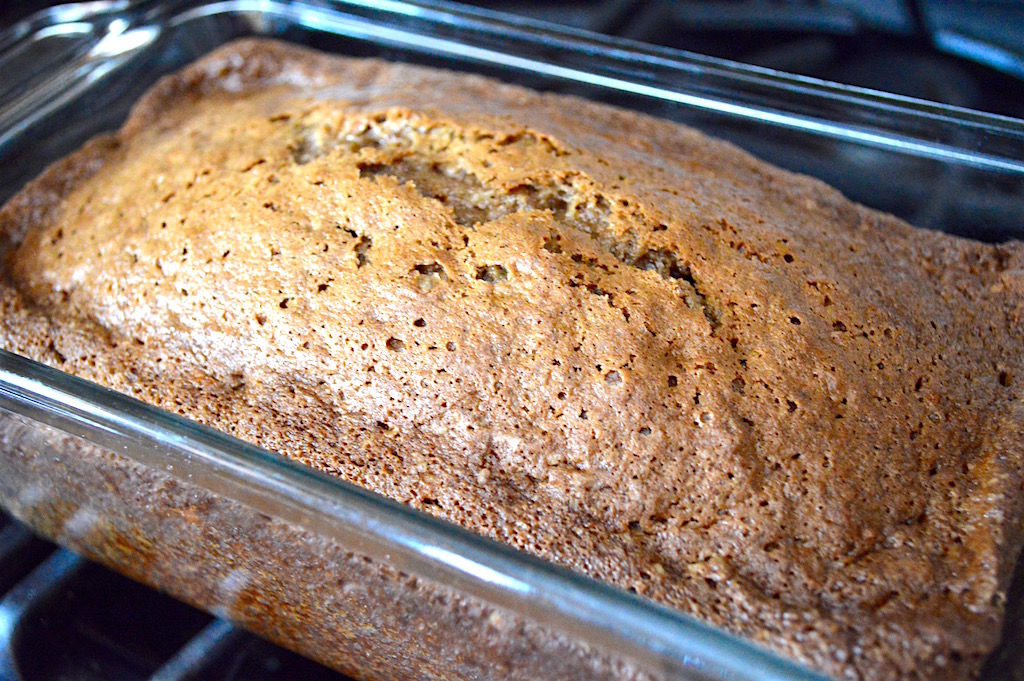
<box><xmin>1</xmin><ymin>39</ymin><xmax>1022</xmax><ymax>680</ymax></box>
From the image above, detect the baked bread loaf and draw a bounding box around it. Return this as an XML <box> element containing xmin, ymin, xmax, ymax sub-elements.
<box><xmin>1</xmin><ymin>39</ymin><xmax>1022</xmax><ymax>680</ymax></box>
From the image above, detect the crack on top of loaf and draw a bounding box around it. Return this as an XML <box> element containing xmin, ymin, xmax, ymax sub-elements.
<box><xmin>289</xmin><ymin>109</ymin><xmax>722</xmax><ymax>330</ymax></box>
<box><xmin>291</xmin><ymin>110</ymin><xmax>455</xmax><ymax>165</ymax></box>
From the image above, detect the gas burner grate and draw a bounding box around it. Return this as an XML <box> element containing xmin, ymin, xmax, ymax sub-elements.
<box><xmin>0</xmin><ymin>512</ymin><xmax>348</xmax><ymax>681</ymax></box>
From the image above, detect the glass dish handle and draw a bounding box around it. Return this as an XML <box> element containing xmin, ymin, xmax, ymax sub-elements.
<box><xmin>0</xmin><ymin>1</ymin><xmax>160</xmax><ymax>149</ymax></box>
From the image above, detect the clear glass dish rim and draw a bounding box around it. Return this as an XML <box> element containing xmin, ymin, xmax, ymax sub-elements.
<box><xmin>1</xmin><ymin>0</ymin><xmax>1023</xmax><ymax>173</ymax></box>
<box><xmin>0</xmin><ymin>1</ymin><xmax>1020</xmax><ymax>680</ymax></box>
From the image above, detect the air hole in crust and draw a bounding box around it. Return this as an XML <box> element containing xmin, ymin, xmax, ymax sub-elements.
<box><xmin>476</xmin><ymin>264</ymin><xmax>508</xmax><ymax>283</ymax></box>
<box><xmin>413</xmin><ymin>263</ymin><xmax>449</xmax><ymax>291</ymax></box>
<box><xmin>353</xmin><ymin>235</ymin><xmax>373</xmax><ymax>268</ymax></box>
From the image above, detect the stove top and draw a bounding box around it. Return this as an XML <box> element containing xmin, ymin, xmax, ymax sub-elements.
<box><xmin>462</xmin><ymin>0</ymin><xmax>1024</xmax><ymax>118</ymax></box>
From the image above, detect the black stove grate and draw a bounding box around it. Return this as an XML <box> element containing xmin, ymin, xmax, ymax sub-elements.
<box><xmin>0</xmin><ymin>512</ymin><xmax>349</xmax><ymax>681</ymax></box>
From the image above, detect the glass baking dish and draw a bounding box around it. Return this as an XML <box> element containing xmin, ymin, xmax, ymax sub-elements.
<box><xmin>0</xmin><ymin>2</ymin><xmax>1021</xmax><ymax>680</ymax></box>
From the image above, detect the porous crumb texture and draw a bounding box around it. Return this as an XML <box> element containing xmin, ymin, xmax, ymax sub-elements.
<box><xmin>1</xmin><ymin>39</ymin><xmax>1023</xmax><ymax>681</ymax></box>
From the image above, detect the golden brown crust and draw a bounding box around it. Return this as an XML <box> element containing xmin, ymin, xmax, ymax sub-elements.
<box><xmin>2</xmin><ymin>38</ymin><xmax>1023</xmax><ymax>680</ymax></box>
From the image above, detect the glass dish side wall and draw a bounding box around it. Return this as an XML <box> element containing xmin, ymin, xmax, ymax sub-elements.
<box><xmin>0</xmin><ymin>407</ymin><xmax>654</xmax><ymax>681</ymax></box>
<box><xmin>0</xmin><ymin>348</ymin><xmax>824</xmax><ymax>681</ymax></box>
